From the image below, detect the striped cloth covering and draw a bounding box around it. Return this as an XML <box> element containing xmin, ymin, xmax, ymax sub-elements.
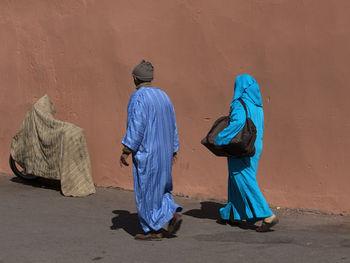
<box><xmin>10</xmin><ymin>95</ymin><xmax>96</xmax><ymax>197</ymax></box>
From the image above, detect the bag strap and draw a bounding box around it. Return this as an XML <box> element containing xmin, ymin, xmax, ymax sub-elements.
<box><xmin>238</xmin><ymin>98</ymin><xmax>248</xmax><ymax>118</ymax></box>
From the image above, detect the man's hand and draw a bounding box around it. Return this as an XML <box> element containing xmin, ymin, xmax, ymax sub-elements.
<box><xmin>120</xmin><ymin>145</ymin><xmax>133</xmax><ymax>167</ymax></box>
<box><xmin>120</xmin><ymin>153</ymin><xmax>130</xmax><ymax>167</ymax></box>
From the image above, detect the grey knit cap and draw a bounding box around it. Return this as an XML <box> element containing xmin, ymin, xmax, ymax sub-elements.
<box><xmin>132</xmin><ymin>60</ymin><xmax>154</xmax><ymax>81</ymax></box>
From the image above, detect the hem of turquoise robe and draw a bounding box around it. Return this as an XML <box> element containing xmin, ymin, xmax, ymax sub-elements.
<box><xmin>219</xmin><ymin>202</ymin><xmax>273</xmax><ymax>224</ymax></box>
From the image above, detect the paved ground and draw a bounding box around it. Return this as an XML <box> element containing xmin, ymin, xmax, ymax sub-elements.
<box><xmin>0</xmin><ymin>174</ymin><xmax>349</xmax><ymax>263</ymax></box>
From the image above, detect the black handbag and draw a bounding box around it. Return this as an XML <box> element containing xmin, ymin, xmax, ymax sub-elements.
<box><xmin>201</xmin><ymin>98</ymin><xmax>257</xmax><ymax>158</ymax></box>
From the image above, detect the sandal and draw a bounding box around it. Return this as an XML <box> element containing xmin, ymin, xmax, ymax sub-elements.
<box><xmin>134</xmin><ymin>231</ymin><xmax>163</xmax><ymax>241</ymax></box>
<box><xmin>256</xmin><ymin>215</ymin><xmax>279</xmax><ymax>232</ymax></box>
<box><xmin>134</xmin><ymin>233</ymin><xmax>152</xmax><ymax>241</ymax></box>
<box><xmin>168</xmin><ymin>213</ymin><xmax>182</xmax><ymax>235</ymax></box>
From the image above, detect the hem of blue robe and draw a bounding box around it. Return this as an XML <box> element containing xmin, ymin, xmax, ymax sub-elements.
<box><xmin>138</xmin><ymin>202</ymin><xmax>183</xmax><ymax>233</ymax></box>
<box><xmin>219</xmin><ymin>202</ymin><xmax>273</xmax><ymax>224</ymax></box>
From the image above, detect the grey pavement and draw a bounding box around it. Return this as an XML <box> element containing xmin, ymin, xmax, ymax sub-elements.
<box><xmin>0</xmin><ymin>174</ymin><xmax>349</xmax><ymax>263</ymax></box>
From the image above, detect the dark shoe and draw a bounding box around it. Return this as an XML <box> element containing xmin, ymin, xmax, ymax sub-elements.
<box><xmin>168</xmin><ymin>213</ymin><xmax>182</xmax><ymax>235</ymax></box>
<box><xmin>216</xmin><ymin>219</ymin><xmax>228</xmax><ymax>225</ymax></box>
<box><xmin>228</xmin><ymin>219</ymin><xmax>242</xmax><ymax>227</ymax></box>
<box><xmin>238</xmin><ymin>220</ymin><xmax>258</xmax><ymax>230</ymax></box>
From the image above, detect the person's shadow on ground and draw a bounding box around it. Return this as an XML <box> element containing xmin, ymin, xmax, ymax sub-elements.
<box><xmin>10</xmin><ymin>176</ymin><xmax>61</xmax><ymax>192</ymax></box>
<box><xmin>110</xmin><ymin>210</ymin><xmax>177</xmax><ymax>238</ymax></box>
<box><xmin>110</xmin><ymin>210</ymin><xmax>143</xmax><ymax>236</ymax></box>
<box><xmin>184</xmin><ymin>201</ymin><xmax>259</xmax><ymax>230</ymax></box>
<box><xmin>184</xmin><ymin>201</ymin><xmax>225</xmax><ymax>220</ymax></box>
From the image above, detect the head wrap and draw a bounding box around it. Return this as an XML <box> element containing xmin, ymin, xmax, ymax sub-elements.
<box><xmin>132</xmin><ymin>60</ymin><xmax>154</xmax><ymax>81</ymax></box>
<box><xmin>231</xmin><ymin>74</ymin><xmax>263</xmax><ymax>107</ymax></box>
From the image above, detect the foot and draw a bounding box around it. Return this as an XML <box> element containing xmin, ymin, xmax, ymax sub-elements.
<box><xmin>218</xmin><ymin>219</ymin><xmax>250</xmax><ymax>228</ymax></box>
<box><xmin>134</xmin><ymin>231</ymin><xmax>163</xmax><ymax>241</ymax></box>
<box><xmin>134</xmin><ymin>233</ymin><xmax>151</xmax><ymax>240</ymax></box>
<box><xmin>238</xmin><ymin>220</ymin><xmax>258</xmax><ymax>230</ymax></box>
<box><xmin>150</xmin><ymin>231</ymin><xmax>164</xmax><ymax>240</ymax></box>
<box><xmin>228</xmin><ymin>219</ymin><xmax>243</xmax><ymax>227</ymax></box>
<box><xmin>216</xmin><ymin>218</ymin><xmax>228</xmax><ymax>225</ymax></box>
<box><xmin>256</xmin><ymin>215</ymin><xmax>279</xmax><ymax>232</ymax></box>
<box><xmin>168</xmin><ymin>213</ymin><xmax>182</xmax><ymax>235</ymax></box>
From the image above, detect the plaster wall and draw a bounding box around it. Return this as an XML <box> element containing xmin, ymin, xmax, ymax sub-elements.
<box><xmin>1</xmin><ymin>0</ymin><xmax>349</xmax><ymax>213</ymax></box>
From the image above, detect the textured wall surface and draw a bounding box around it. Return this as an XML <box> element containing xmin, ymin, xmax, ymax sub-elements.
<box><xmin>1</xmin><ymin>0</ymin><xmax>349</xmax><ymax>213</ymax></box>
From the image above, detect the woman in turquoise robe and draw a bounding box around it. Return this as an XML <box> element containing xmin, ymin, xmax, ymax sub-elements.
<box><xmin>215</xmin><ymin>74</ymin><xmax>278</xmax><ymax>231</ymax></box>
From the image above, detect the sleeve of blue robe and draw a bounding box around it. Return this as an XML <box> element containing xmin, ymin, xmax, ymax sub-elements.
<box><xmin>122</xmin><ymin>93</ymin><xmax>146</xmax><ymax>152</ymax></box>
<box><xmin>214</xmin><ymin>100</ymin><xmax>246</xmax><ymax>145</ymax></box>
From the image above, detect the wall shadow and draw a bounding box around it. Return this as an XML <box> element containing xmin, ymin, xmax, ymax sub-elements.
<box><xmin>110</xmin><ymin>210</ymin><xmax>144</xmax><ymax>236</ymax></box>
<box><xmin>184</xmin><ymin>201</ymin><xmax>225</xmax><ymax>220</ymax></box>
<box><xmin>10</xmin><ymin>176</ymin><xmax>61</xmax><ymax>192</ymax></box>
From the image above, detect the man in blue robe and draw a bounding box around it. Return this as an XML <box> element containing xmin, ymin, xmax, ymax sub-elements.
<box><xmin>120</xmin><ymin>60</ymin><xmax>182</xmax><ymax>240</ymax></box>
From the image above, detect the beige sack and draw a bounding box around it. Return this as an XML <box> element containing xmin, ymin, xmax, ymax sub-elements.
<box><xmin>10</xmin><ymin>95</ymin><xmax>96</xmax><ymax>197</ymax></box>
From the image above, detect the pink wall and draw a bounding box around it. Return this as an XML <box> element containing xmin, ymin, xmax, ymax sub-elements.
<box><xmin>1</xmin><ymin>0</ymin><xmax>349</xmax><ymax>213</ymax></box>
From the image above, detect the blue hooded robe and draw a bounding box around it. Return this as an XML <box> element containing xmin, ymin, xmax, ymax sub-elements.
<box><xmin>122</xmin><ymin>86</ymin><xmax>182</xmax><ymax>233</ymax></box>
<box><xmin>214</xmin><ymin>75</ymin><xmax>273</xmax><ymax>223</ymax></box>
